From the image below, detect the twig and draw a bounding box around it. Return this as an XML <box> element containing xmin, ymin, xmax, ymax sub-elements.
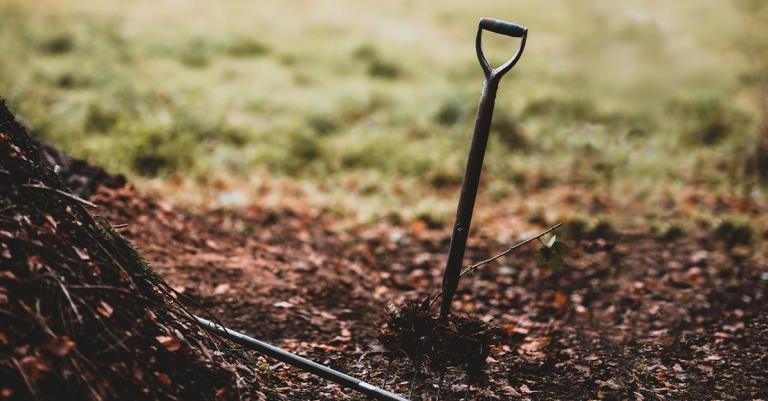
<box><xmin>460</xmin><ymin>222</ymin><xmax>561</xmax><ymax>278</ymax></box>
<box><xmin>40</xmin><ymin>263</ymin><xmax>83</xmax><ymax>324</ymax></box>
<box><xmin>355</xmin><ymin>352</ymin><xmax>367</xmax><ymax>367</ymax></box>
<box><xmin>21</xmin><ymin>184</ymin><xmax>98</xmax><ymax>208</ymax></box>
<box><xmin>436</xmin><ymin>371</ymin><xmax>445</xmax><ymax>401</ymax></box>
<box><xmin>12</xmin><ymin>357</ymin><xmax>40</xmax><ymax>401</ymax></box>
<box><xmin>56</xmin><ymin>278</ymin><xmax>83</xmax><ymax>324</ymax></box>
<box><xmin>19</xmin><ymin>300</ymin><xmax>56</xmax><ymax>338</ymax></box>
<box><xmin>69</xmin><ymin>356</ymin><xmax>104</xmax><ymax>401</ymax></box>
<box><xmin>382</xmin><ymin>358</ymin><xmax>393</xmax><ymax>389</ymax></box>
<box><xmin>0</xmin><ymin>309</ymin><xmax>23</xmax><ymax>321</ymax></box>
<box><xmin>94</xmin><ymin>330</ymin><xmax>133</xmax><ymax>356</ymax></box>
<box><xmin>431</xmin><ymin>222</ymin><xmax>561</xmax><ymax>308</ymax></box>
<box><xmin>389</xmin><ymin>367</ymin><xmax>398</xmax><ymax>393</ymax></box>
<box><xmin>408</xmin><ymin>365</ymin><xmax>418</xmax><ymax>399</ymax></box>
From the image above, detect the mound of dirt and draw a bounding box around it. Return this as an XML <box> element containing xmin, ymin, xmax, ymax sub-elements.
<box><xmin>0</xmin><ymin>100</ymin><xmax>282</xmax><ymax>401</ymax></box>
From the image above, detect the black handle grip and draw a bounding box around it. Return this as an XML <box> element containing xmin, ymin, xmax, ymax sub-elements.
<box><xmin>479</xmin><ymin>18</ymin><xmax>527</xmax><ymax>38</ymax></box>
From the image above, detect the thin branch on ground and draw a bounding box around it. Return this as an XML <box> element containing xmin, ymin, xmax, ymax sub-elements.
<box><xmin>12</xmin><ymin>357</ymin><xmax>40</xmax><ymax>401</ymax></box>
<box><xmin>431</xmin><ymin>222</ymin><xmax>561</xmax><ymax>309</ymax></box>
<box><xmin>21</xmin><ymin>183</ymin><xmax>98</xmax><ymax>208</ymax></box>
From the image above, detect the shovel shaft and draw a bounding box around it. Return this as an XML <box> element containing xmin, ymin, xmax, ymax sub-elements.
<box><xmin>195</xmin><ymin>316</ymin><xmax>410</xmax><ymax>401</ymax></box>
<box><xmin>439</xmin><ymin>79</ymin><xmax>499</xmax><ymax>319</ymax></box>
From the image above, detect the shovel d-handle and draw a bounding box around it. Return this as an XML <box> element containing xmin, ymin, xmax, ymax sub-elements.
<box><xmin>439</xmin><ymin>18</ymin><xmax>527</xmax><ymax>319</ymax></box>
<box><xmin>479</xmin><ymin>18</ymin><xmax>527</xmax><ymax>38</ymax></box>
<box><xmin>476</xmin><ymin>18</ymin><xmax>528</xmax><ymax>82</ymax></box>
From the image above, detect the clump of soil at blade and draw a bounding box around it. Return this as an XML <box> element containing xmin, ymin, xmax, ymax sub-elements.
<box><xmin>379</xmin><ymin>299</ymin><xmax>497</xmax><ymax>378</ymax></box>
<box><xmin>0</xmin><ymin>100</ymin><xmax>282</xmax><ymax>401</ymax></box>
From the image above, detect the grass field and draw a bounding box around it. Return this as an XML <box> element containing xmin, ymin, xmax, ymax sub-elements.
<box><xmin>2</xmin><ymin>0</ymin><xmax>767</xmax><ymax>228</ymax></box>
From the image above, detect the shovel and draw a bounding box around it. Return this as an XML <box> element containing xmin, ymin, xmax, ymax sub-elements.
<box><xmin>439</xmin><ymin>18</ymin><xmax>528</xmax><ymax>319</ymax></box>
<box><xmin>197</xmin><ymin>18</ymin><xmax>528</xmax><ymax>401</ymax></box>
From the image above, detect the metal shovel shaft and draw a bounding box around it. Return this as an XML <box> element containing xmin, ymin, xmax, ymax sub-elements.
<box><xmin>439</xmin><ymin>80</ymin><xmax>499</xmax><ymax>319</ymax></box>
<box><xmin>195</xmin><ymin>316</ymin><xmax>410</xmax><ymax>401</ymax></box>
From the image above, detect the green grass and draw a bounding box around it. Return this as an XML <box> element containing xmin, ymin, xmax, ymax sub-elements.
<box><xmin>1</xmin><ymin>0</ymin><xmax>766</xmax><ymax>226</ymax></box>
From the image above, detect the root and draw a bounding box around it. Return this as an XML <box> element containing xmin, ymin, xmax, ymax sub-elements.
<box><xmin>378</xmin><ymin>299</ymin><xmax>497</xmax><ymax>377</ymax></box>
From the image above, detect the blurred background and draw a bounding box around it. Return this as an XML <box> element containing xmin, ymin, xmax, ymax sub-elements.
<box><xmin>2</xmin><ymin>0</ymin><xmax>766</xmax><ymax>233</ymax></box>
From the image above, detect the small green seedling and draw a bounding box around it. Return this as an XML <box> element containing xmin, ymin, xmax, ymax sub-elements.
<box><xmin>535</xmin><ymin>235</ymin><xmax>570</xmax><ymax>271</ymax></box>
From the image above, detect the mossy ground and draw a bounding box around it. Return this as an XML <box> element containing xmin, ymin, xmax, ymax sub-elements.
<box><xmin>1</xmin><ymin>0</ymin><xmax>767</xmax><ymax>230</ymax></box>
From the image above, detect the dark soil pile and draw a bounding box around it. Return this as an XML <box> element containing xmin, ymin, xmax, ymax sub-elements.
<box><xmin>0</xmin><ymin>100</ymin><xmax>282</xmax><ymax>401</ymax></box>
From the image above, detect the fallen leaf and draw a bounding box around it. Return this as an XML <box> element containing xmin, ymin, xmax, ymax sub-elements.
<box><xmin>213</xmin><ymin>283</ymin><xmax>230</xmax><ymax>295</ymax></box>
<box><xmin>44</xmin><ymin>336</ymin><xmax>75</xmax><ymax>358</ymax></box>
<box><xmin>501</xmin><ymin>385</ymin><xmax>520</xmax><ymax>396</ymax></box>
<box><xmin>320</xmin><ymin>311</ymin><xmax>336</xmax><ymax>320</ymax></box>
<box><xmin>44</xmin><ymin>214</ymin><xmax>57</xmax><ymax>229</ymax></box>
<box><xmin>373</xmin><ymin>286</ymin><xmax>388</xmax><ymax>298</ymax></box>
<box><xmin>155</xmin><ymin>372</ymin><xmax>172</xmax><ymax>386</ymax></box>
<box><xmin>697</xmin><ymin>364</ymin><xmax>714</xmax><ymax>376</ymax></box>
<box><xmin>554</xmin><ymin>291</ymin><xmax>568</xmax><ymax>309</ymax></box>
<box><xmin>410</xmin><ymin>220</ymin><xmax>427</xmax><ymax>234</ymax></box>
<box><xmin>73</xmin><ymin>247</ymin><xmax>90</xmax><ymax>261</ymax></box>
<box><xmin>156</xmin><ymin>335</ymin><xmax>181</xmax><ymax>352</ymax></box>
<box><xmin>596</xmin><ymin>379</ymin><xmax>622</xmax><ymax>390</ymax></box>
<box><xmin>19</xmin><ymin>356</ymin><xmax>51</xmax><ymax>380</ymax></box>
<box><xmin>26</xmin><ymin>255</ymin><xmax>44</xmax><ymax>271</ymax></box>
<box><xmin>501</xmin><ymin>323</ymin><xmax>517</xmax><ymax>334</ymax></box>
<box><xmin>0</xmin><ymin>271</ymin><xmax>17</xmax><ymax>281</ymax></box>
<box><xmin>520</xmin><ymin>337</ymin><xmax>551</xmax><ymax>353</ymax></box>
<box><xmin>215</xmin><ymin>386</ymin><xmax>232</xmax><ymax>400</ymax></box>
<box><xmin>274</xmin><ymin>301</ymin><xmax>294</xmax><ymax>309</ymax></box>
<box><xmin>133</xmin><ymin>366</ymin><xmax>144</xmax><ymax>381</ymax></box>
<box><xmin>97</xmin><ymin>301</ymin><xmax>113</xmax><ymax>318</ymax></box>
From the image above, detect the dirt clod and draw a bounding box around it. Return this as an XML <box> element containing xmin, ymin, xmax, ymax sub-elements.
<box><xmin>379</xmin><ymin>299</ymin><xmax>496</xmax><ymax>377</ymax></box>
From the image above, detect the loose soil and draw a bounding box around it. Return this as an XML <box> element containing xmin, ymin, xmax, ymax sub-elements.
<box><xmin>89</xmin><ymin>183</ymin><xmax>768</xmax><ymax>400</ymax></box>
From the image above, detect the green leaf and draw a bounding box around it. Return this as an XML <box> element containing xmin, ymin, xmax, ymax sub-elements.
<box><xmin>546</xmin><ymin>253</ymin><xmax>564</xmax><ymax>271</ymax></box>
<box><xmin>546</xmin><ymin>235</ymin><xmax>557</xmax><ymax>248</ymax></box>
<box><xmin>536</xmin><ymin>243</ymin><xmax>566</xmax><ymax>271</ymax></box>
<box><xmin>535</xmin><ymin>247</ymin><xmax>549</xmax><ymax>266</ymax></box>
<box><xmin>552</xmin><ymin>241</ymin><xmax>570</xmax><ymax>256</ymax></box>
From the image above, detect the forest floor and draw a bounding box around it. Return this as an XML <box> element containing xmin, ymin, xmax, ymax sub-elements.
<box><xmin>87</xmin><ymin>183</ymin><xmax>768</xmax><ymax>401</ymax></box>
